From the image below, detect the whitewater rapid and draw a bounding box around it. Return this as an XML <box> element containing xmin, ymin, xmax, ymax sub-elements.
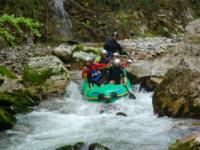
<box><xmin>0</xmin><ymin>82</ymin><xmax>198</xmax><ymax>150</ymax></box>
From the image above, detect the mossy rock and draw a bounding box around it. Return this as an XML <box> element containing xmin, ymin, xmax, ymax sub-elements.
<box><xmin>0</xmin><ymin>65</ymin><xmax>17</xmax><ymax>79</ymax></box>
<box><xmin>0</xmin><ymin>107</ymin><xmax>16</xmax><ymax>131</ymax></box>
<box><xmin>168</xmin><ymin>139</ymin><xmax>200</xmax><ymax>150</ymax></box>
<box><xmin>23</xmin><ymin>66</ymin><xmax>54</xmax><ymax>86</ymax></box>
<box><xmin>0</xmin><ymin>90</ymin><xmax>39</xmax><ymax>114</ymax></box>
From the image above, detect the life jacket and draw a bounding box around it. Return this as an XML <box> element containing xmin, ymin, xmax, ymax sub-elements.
<box><xmin>100</xmin><ymin>57</ymin><xmax>111</xmax><ymax>64</ymax></box>
<box><xmin>89</xmin><ymin>70</ymin><xmax>101</xmax><ymax>82</ymax></box>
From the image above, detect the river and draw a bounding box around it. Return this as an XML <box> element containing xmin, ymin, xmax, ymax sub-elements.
<box><xmin>0</xmin><ymin>81</ymin><xmax>199</xmax><ymax>150</ymax></box>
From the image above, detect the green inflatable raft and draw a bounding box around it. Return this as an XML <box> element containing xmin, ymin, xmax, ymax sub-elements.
<box><xmin>82</xmin><ymin>78</ymin><xmax>132</xmax><ymax>103</ymax></box>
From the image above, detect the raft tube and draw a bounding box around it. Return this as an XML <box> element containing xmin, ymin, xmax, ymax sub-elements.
<box><xmin>82</xmin><ymin>78</ymin><xmax>132</xmax><ymax>103</ymax></box>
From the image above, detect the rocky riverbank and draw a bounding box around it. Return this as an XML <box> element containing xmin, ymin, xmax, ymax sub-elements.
<box><xmin>0</xmin><ymin>45</ymin><xmax>70</xmax><ymax>130</ymax></box>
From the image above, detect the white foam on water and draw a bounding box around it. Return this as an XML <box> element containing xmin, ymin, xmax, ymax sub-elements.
<box><xmin>0</xmin><ymin>82</ymin><xmax>197</xmax><ymax>150</ymax></box>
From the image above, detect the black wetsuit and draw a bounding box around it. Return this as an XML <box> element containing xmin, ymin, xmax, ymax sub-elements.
<box><xmin>103</xmin><ymin>38</ymin><xmax>127</xmax><ymax>57</ymax></box>
<box><xmin>108</xmin><ymin>66</ymin><xmax>125</xmax><ymax>84</ymax></box>
<box><xmin>104</xmin><ymin>39</ymin><xmax>122</xmax><ymax>53</ymax></box>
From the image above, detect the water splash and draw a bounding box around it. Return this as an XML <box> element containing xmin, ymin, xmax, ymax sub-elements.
<box><xmin>53</xmin><ymin>0</ymin><xmax>72</xmax><ymax>36</ymax></box>
<box><xmin>0</xmin><ymin>82</ymin><xmax>198</xmax><ymax>150</ymax></box>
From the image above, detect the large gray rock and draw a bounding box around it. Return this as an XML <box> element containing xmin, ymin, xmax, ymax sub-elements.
<box><xmin>72</xmin><ymin>51</ymin><xmax>98</xmax><ymax>62</ymax></box>
<box><xmin>53</xmin><ymin>45</ymin><xmax>75</xmax><ymax>62</ymax></box>
<box><xmin>126</xmin><ymin>60</ymin><xmax>151</xmax><ymax>78</ymax></box>
<box><xmin>28</xmin><ymin>56</ymin><xmax>69</xmax><ymax>76</ymax></box>
<box><xmin>153</xmin><ymin>59</ymin><xmax>200</xmax><ymax>118</ymax></box>
<box><xmin>185</xmin><ymin>19</ymin><xmax>200</xmax><ymax>44</ymax></box>
<box><xmin>24</xmin><ymin>56</ymin><xmax>70</xmax><ymax>97</ymax></box>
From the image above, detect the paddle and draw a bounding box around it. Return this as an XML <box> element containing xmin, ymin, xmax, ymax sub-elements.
<box><xmin>125</xmin><ymin>51</ymin><xmax>136</xmax><ymax>63</ymax></box>
<box><xmin>124</xmin><ymin>84</ymin><xmax>136</xmax><ymax>99</ymax></box>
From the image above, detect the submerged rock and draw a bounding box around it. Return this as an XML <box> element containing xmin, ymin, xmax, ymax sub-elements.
<box><xmin>56</xmin><ymin>142</ymin><xmax>111</xmax><ymax>150</ymax></box>
<box><xmin>153</xmin><ymin>59</ymin><xmax>200</xmax><ymax>118</ymax></box>
<box><xmin>89</xmin><ymin>143</ymin><xmax>111</xmax><ymax>150</ymax></box>
<box><xmin>56</xmin><ymin>142</ymin><xmax>86</xmax><ymax>150</ymax></box>
<box><xmin>116</xmin><ymin>112</ymin><xmax>127</xmax><ymax>117</ymax></box>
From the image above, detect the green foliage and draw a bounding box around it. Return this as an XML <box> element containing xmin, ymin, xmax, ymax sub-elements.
<box><xmin>0</xmin><ymin>65</ymin><xmax>17</xmax><ymax>79</ymax></box>
<box><xmin>23</xmin><ymin>67</ymin><xmax>54</xmax><ymax>86</ymax></box>
<box><xmin>83</xmin><ymin>20</ymin><xmax>91</xmax><ymax>29</ymax></box>
<box><xmin>1</xmin><ymin>0</ymin><xmax>45</xmax><ymax>21</ymax></box>
<box><xmin>0</xmin><ymin>14</ymin><xmax>41</xmax><ymax>46</ymax></box>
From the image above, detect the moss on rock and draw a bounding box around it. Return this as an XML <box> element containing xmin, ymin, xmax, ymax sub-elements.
<box><xmin>23</xmin><ymin>66</ymin><xmax>54</xmax><ymax>86</ymax></box>
<box><xmin>169</xmin><ymin>139</ymin><xmax>200</xmax><ymax>150</ymax></box>
<box><xmin>0</xmin><ymin>89</ymin><xmax>39</xmax><ymax>114</ymax></box>
<box><xmin>0</xmin><ymin>65</ymin><xmax>17</xmax><ymax>79</ymax></box>
<box><xmin>0</xmin><ymin>107</ymin><xmax>16</xmax><ymax>130</ymax></box>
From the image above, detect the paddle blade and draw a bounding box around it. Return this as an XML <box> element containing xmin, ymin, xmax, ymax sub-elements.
<box><xmin>129</xmin><ymin>92</ymin><xmax>136</xmax><ymax>99</ymax></box>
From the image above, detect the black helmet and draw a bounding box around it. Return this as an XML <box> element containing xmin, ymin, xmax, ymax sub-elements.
<box><xmin>112</xmin><ymin>32</ymin><xmax>118</xmax><ymax>37</ymax></box>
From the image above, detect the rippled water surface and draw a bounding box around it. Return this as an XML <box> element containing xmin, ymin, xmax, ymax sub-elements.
<box><xmin>0</xmin><ymin>82</ymin><xmax>199</xmax><ymax>150</ymax></box>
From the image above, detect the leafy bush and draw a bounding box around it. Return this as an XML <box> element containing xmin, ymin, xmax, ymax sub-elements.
<box><xmin>0</xmin><ymin>14</ymin><xmax>41</xmax><ymax>46</ymax></box>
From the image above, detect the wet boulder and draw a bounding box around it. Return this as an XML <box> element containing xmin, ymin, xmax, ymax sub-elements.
<box><xmin>126</xmin><ymin>61</ymin><xmax>163</xmax><ymax>91</ymax></box>
<box><xmin>89</xmin><ymin>143</ymin><xmax>111</xmax><ymax>150</ymax></box>
<box><xmin>126</xmin><ymin>60</ymin><xmax>152</xmax><ymax>79</ymax></box>
<box><xmin>0</xmin><ymin>90</ymin><xmax>39</xmax><ymax>114</ymax></box>
<box><xmin>153</xmin><ymin>59</ymin><xmax>200</xmax><ymax>118</ymax></box>
<box><xmin>0</xmin><ymin>65</ymin><xmax>40</xmax><ymax>130</ymax></box>
<box><xmin>116</xmin><ymin>112</ymin><xmax>127</xmax><ymax>117</ymax></box>
<box><xmin>168</xmin><ymin>132</ymin><xmax>200</xmax><ymax>150</ymax></box>
<box><xmin>56</xmin><ymin>142</ymin><xmax>111</xmax><ymax>150</ymax></box>
<box><xmin>56</xmin><ymin>142</ymin><xmax>86</xmax><ymax>150</ymax></box>
<box><xmin>23</xmin><ymin>55</ymin><xmax>70</xmax><ymax>97</ymax></box>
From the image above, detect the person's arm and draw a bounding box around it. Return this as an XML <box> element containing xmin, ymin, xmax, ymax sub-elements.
<box><xmin>82</xmin><ymin>67</ymin><xmax>87</xmax><ymax>79</ymax></box>
<box><xmin>94</xmin><ymin>63</ymin><xmax>108</xmax><ymax>69</ymax></box>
